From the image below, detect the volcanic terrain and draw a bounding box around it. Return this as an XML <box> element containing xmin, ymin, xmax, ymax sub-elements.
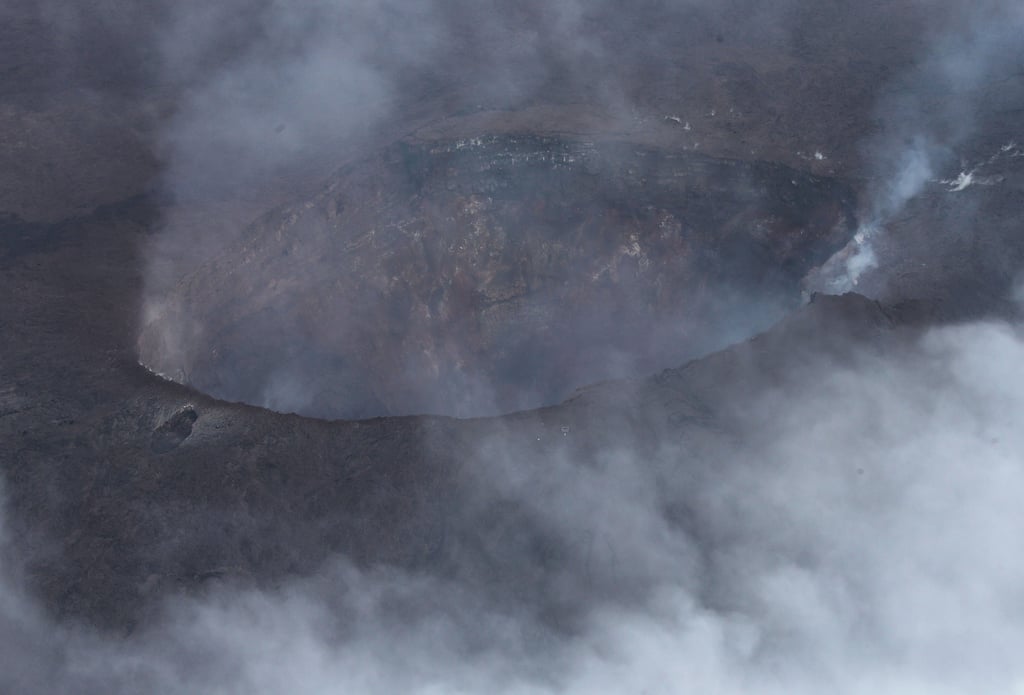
<box><xmin>2</xmin><ymin>1</ymin><xmax>1024</xmax><ymax>692</ymax></box>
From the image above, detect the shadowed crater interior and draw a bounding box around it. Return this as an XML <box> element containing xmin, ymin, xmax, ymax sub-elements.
<box><xmin>139</xmin><ymin>134</ymin><xmax>856</xmax><ymax>419</ymax></box>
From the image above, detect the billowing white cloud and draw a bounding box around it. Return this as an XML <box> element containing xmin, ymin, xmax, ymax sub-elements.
<box><xmin>5</xmin><ymin>314</ymin><xmax>1024</xmax><ymax>694</ymax></box>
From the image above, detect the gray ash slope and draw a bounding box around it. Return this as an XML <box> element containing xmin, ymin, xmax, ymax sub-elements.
<box><xmin>3</xmin><ymin>1</ymin><xmax>1024</xmax><ymax>692</ymax></box>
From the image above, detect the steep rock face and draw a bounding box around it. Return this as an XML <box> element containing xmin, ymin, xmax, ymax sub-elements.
<box><xmin>140</xmin><ymin>135</ymin><xmax>856</xmax><ymax>418</ymax></box>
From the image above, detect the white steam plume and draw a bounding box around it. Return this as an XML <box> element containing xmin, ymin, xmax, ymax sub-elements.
<box><xmin>813</xmin><ymin>5</ymin><xmax>1024</xmax><ymax>294</ymax></box>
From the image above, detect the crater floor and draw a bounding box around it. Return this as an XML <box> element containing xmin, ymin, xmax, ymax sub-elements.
<box><xmin>140</xmin><ymin>135</ymin><xmax>856</xmax><ymax>418</ymax></box>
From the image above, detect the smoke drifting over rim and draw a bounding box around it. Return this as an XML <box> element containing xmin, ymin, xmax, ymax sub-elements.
<box><xmin>6</xmin><ymin>314</ymin><xmax>1024</xmax><ymax>693</ymax></box>
<box><xmin>811</xmin><ymin>2</ymin><xmax>1024</xmax><ymax>294</ymax></box>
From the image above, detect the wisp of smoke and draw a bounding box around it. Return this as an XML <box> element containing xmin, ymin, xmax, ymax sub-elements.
<box><xmin>813</xmin><ymin>6</ymin><xmax>1024</xmax><ymax>294</ymax></box>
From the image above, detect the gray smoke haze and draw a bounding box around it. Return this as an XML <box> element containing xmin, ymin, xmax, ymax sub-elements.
<box><xmin>137</xmin><ymin>0</ymin><xmax>727</xmax><ymax>286</ymax></box>
<box><xmin>137</xmin><ymin>0</ymin><xmax>857</xmax><ymax>420</ymax></box>
<box><xmin>6</xmin><ymin>314</ymin><xmax>1024</xmax><ymax>693</ymax></box>
<box><xmin>811</xmin><ymin>2</ymin><xmax>1024</xmax><ymax>294</ymax></box>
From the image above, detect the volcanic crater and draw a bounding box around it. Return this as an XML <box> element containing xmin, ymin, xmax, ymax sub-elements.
<box><xmin>139</xmin><ymin>134</ymin><xmax>857</xmax><ymax>419</ymax></box>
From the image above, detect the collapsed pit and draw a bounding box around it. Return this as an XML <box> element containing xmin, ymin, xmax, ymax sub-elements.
<box><xmin>139</xmin><ymin>135</ymin><xmax>855</xmax><ymax>419</ymax></box>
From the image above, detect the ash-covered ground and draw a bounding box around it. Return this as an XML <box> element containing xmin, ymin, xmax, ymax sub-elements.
<box><xmin>3</xmin><ymin>1</ymin><xmax>1024</xmax><ymax>693</ymax></box>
